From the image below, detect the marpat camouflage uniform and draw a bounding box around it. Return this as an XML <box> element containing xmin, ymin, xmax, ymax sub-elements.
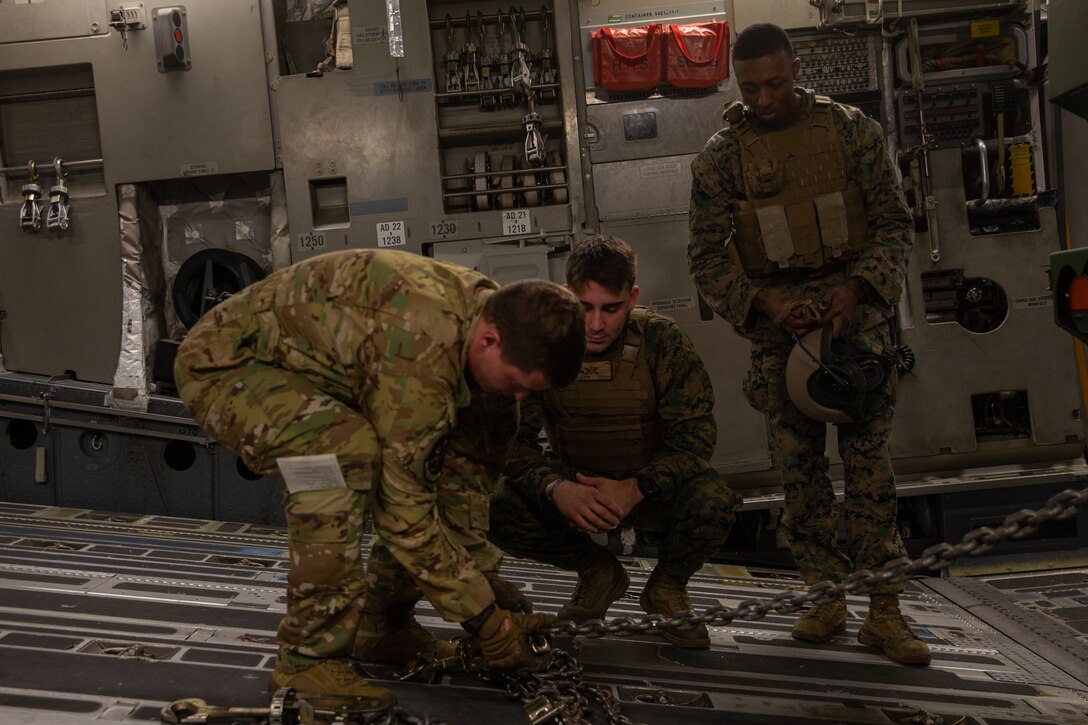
<box><xmin>490</xmin><ymin>308</ymin><xmax>741</xmax><ymax>582</ymax></box>
<box><xmin>174</xmin><ymin>249</ymin><xmax>512</xmax><ymax>672</ymax></box>
<box><xmin>688</xmin><ymin>89</ymin><xmax>913</xmax><ymax>593</ymax></box>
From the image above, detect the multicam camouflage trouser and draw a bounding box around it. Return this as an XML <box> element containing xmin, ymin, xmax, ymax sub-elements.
<box><xmin>174</xmin><ymin>359</ymin><xmax>379</xmax><ymax>672</ymax></box>
<box><xmin>743</xmin><ymin>324</ymin><xmax>905</xmax><ymax>595</ymax></box>
<box><xmin>361</xmin><ymin>448</ymin><xmax>505</xmax><ymax>632</ymax></box>
<box><xmin>489</xmin><ymin>470</ymin><xmax>741</xmax><ymax>583</ymax></box>
<box><xmin>360</xmin><ymin>389</ymin><xmax>514</xmax><ymax>625</ymax></box>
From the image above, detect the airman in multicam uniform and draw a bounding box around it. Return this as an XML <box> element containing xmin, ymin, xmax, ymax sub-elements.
<box><xmin>174</xmin><ymin>249</ymin><xmax>585</xmax><ymax>703</ymax></box>
<box><xmin>687</xmin><ymin>24</ymin><xmax>931</xmax><ymax>665</ymax></box>
<box><xmin>490</xmin><ymin>235</ymin><xmax>741</xmax><ymax>649</ymax></box>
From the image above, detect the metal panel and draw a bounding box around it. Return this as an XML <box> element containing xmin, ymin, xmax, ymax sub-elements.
<box><xmin>90</xmin><ymin>0</ymin><xmax>275</xmax><ymax>182</ymax></box>
<box><xmin>815</xmin><ymin>0</ymin><xmax>1024</xmax><ymax>27</ymax></box>
<box><xmin>1049</xmin><ymin>0</ymin><xmax>1088</xmax><ymax>120</ymax></box>
<box><xmin>892</xmin><ymin>148</ymin><xmax>1084</xmax><ymax>468</ymax></box>
<box><xmin>0</xmin><ymin>0</ymin><xmax>108</xmax><ymax>45</ymax></box>
<box><xmin>0</xmin><ymin>0</ymin><xmax>275</xmax><ymax>383</ymax></box>
<box><xmin>585</xmin><ymin>94</ymin><xmax>728</xmax><ymax>164</ymax></box>
<box><xmin>279</xmin><ymin>0</ymin><xmax>583</xmax><ymax>260</ymax></box>
<box><xmin>592</xmin><ymin>154</ymin><xmax>694</xmax><ymax>221</ymax></box>
<box><xmin>0</xmin><ymin>1</ymin><xmax>273</xmax><ymax>182</ymax></box>
<box><xmin>0</xmin><ymin>0</ymin><xmax>273</xmax><ymax>184</ymax></box>
<box><xmin>276</xmin><ymin>69</ymin><xmax>447</xmax><ymax>259</ymax></box>
<box><xmin>0</xmin><ymin>197</ymin><xmax>122</xmax><ymax>382</ymax></box>
<box><xmin>0</xmin><ymin>418</ymin><xmax>56</xmax><ymax>506</ymax></box>
<box><xmin>276</xmin><ymin>0</ymin><xmax>448</xmax><ymax>259</ymax></box>
<box><xmin>732</xmin><ymin>0</ymin><xmax>819</xmax><ymax>32</ymax></box>
<box><xmin>1061</xmin><ymin>109</ymin><xmax>1088</xmax><ymax>249</ymax></box>
<box><xmin>56</xmin><ymin>428</ymin><xmax>216</xmax><ymax>518</ymax></box>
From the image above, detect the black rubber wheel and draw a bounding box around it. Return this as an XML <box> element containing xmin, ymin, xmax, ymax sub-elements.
<box><xmin>172</xmin><ymin>249</ymin><xmax>265</xmax><ymax>329</ymax></box>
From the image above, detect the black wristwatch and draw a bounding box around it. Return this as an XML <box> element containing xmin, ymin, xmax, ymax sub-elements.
<box><xmin>636</xmin><ymin>474</ymin><xmax>659</xmax><ymax>498</ymax></box>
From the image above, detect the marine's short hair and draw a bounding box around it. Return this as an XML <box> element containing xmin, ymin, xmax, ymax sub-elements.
<box><xmin>484</xmin><ymin>280</ymin><xmax>585</xmax><ymax>388</ymax></box>
<box><xmin>565</xmin><ymin>234</ymin><xmax>637</xmax><ymax>296</ymax></box>
<box><xmin>733</xmin><ymin>22</ymin><xmax>794</xmax><ymax>62</ymax></box>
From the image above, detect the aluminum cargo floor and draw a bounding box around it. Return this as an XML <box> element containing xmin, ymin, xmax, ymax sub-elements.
<box><xmin>0</xmin><ymin>501</ymin><xmax>1086</xmax><ymax>724</ymax></box>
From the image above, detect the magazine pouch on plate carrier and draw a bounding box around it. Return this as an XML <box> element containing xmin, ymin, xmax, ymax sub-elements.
<box><xmin>543</xmin><ymin>307</ymin><xmax>661</xmax><ymax>476</ymax></box>
<box><xmin>727</xmin><ymin>96</ymin><xmax>869</xmax><ymax>277</ymax></box>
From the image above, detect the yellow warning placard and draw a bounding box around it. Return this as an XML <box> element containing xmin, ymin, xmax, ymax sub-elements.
<box><xmin>971</xmin><ymin>20</ymin><xmax>1001</xmax><ymax>38</ymax></box>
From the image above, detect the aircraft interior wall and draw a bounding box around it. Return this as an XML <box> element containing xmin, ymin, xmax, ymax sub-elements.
<box><xmin>0</xmin><ymin>0</ymin><xmax>1083</xmax><ymax>545</ymax></box>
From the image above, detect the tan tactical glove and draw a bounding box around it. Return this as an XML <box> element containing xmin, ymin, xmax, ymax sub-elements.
<box><xmin>475</xmin><ymin>606</ymin><xmax>554</xmax><ymax>674</ymax></box>
<box><xmin>483</xmin><ymin>571</ymin><xmax>534</xmax><ymax>613</ymax></box>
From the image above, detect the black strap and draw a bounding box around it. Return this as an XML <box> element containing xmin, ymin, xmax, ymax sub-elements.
<box><xmin>460</xmin><ymin>602</ymin><xmax>496</xmax><ymax>635</ymax></box>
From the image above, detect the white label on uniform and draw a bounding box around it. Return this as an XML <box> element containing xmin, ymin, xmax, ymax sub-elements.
<box><xmin>429</xmin><ymin>219</ymin><xmax>458</xmax><ymax>239</ymax></box>
<box><xmin>377</xmin><ymin>220</ymin><xmax>406</xmax><ymax>247</ymax></box>
<box><xmin>276</xmin><ymin>454</ymin><xmax>347</xmax><ymax>493</ymax></box>
<box><xmin>355</xmin><ymin>25</ymin><xmax>386</xmax><ymax>44</ymax></box>
<box><xmin>179</xmin><ymin>161</ymin><xmax>219</xmax><ymax>177</ymax></box>
<box><xmin>501</xmin><ymin>209</ymin><xmax>531</xmax><ymax>236</ymax></box>
<box><xmin>1012</xmin><ymin>294</ymin><xmax>1053</xmax><ymax>310</ymax></box>
<box><xmin>639</xmin><ymin>162</ymin><xmax>682</xmax><ymax>178</ymax></box>
<box><xmin>649</xmin><ymin>296</ymin><xmax>695</xmax><ymax>312</ymax></box>
<box><xmin>297</xmin><ymin>231</ymin><xmax>327</xmax><ymax>252</ymax></box>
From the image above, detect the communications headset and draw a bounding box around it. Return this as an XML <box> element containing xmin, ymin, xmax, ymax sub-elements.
<box><xmin>785</xmin><ymin>326</ymin><xmax>915</xmax><ymax>424</ymax></box>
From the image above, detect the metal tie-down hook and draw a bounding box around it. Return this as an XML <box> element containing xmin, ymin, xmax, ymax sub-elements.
<box><xmin>443</xmin><ymin>14</ymin><xmax>463</xmax><ymax>93</ymax></box>
<box><xmin>19</xmin><ymin>160</ymin><xmax>43</xmax><ymax>232</ymax></box>
<box><xmin>510</xmin><ymin>7</ymin><xmax>544</xmax><ymax>164</ymax></box>
<box><xmin>47</xmin><ymin>157</ymin><xmax>71</xmax><ymax>232</ymax></box>
<box><xmin>523</xmin><ymin>108</ymin><xmax>545</xmax><ymax>165</ymax></box>
<box><xmin>476</xmin><ymin>10</ymin><xmax>497</xmax><ymax>110</ymax></box>
<box><xmin>509</xmin><ymin>6</ymin><xmax>532</xmax><ymax>91</ymax></box>
<box><xmin>462</xmin><ymin>10</ymin><xmax>480</xmax><ymax>92</ymax></box>
<box><xmin>496</xmin><ymin>9</ymin><xmax>516</xmax><ymax>108</ymax></box>
<box><xmin>536</xmin><ymin>4</ymin><xmax>557</xmax><ymax>101</ymax></box>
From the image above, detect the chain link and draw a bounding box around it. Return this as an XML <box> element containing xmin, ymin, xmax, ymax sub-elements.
<box><xmin>543</xmin><ymin>486</ymin><xmax>1088</xmax><ymax>638</ymax></box>
<box><xmin>474</xmin><ymin>648</ymin><xmax>641</xmax><ymax>725</ymax></box>
<box><xmin>399</xmin><ymin>486</ymin><xmax>1088</xmax><ymax>725</ymax></box>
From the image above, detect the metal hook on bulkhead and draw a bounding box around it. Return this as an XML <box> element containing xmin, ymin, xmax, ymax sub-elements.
<box><xmin>19</xmin><ymin>160</ymin><xmax>43</xmax><ymax>232</ymax></box>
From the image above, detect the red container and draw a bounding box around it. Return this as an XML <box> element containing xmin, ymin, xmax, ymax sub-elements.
<box><xmin>592</xmin><ymin>23</ymin><xmax>664</xmax><ymax>92</ymax></box>
<box><xmin>665</xmin><ymin>21</ymin><xmax>730</xmax><ymax>89</ymax></box>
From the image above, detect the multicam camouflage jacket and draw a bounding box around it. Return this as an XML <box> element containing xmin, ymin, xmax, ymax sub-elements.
<box><xmin>688</xmin><ymin>88</ymin><xmax>913</xmax><ymax>343</ymax></box>
<box><xmin>504</xmin><ymin>309</ymin><xmax>718</xmax><ymax>502</ymax></box>
<box><xmin>177</xmin><ymin>248</ymin><xmax>510</xmax><ymax>620</ymax></box>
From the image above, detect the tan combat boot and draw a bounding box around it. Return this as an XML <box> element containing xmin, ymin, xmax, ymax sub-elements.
<box><xmin>791</xmin><ymin>595</ymin><xmax>847</xmax><ymax>643</ymax></box>
<box><xmin>354</xmin><ymin>605</ymin><xmax>457</xmax><ymax>666</ymax></box>
<box><xmin>638</xmin><ymin>567</ymin><xmax>709</xmax><ymax>649</ymax></box>
<box><xmin>269</xmin><ymin>659</ymin><xmax>396</xmax><ymax>708</ymax></box>
<box><xmin>557</xmin><ymin>547</ymin><xmax>630</xmax><ymax>623</ymax></box>
<box><xmin>858</xmin><ymin>594</ymin><xmax>931</xmax><ymax>665</ymax></box>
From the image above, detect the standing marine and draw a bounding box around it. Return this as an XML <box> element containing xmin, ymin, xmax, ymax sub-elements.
<box><xmin>687</xmin><ymin>23</ymin><xmax>931</xmax><ymax>665</ymax></box>
<box><xmin>490</xmin><ymin>235</ymin><xmax>741</xmax><ymax>649</ymax></box>
<box><xmin>174</xmin><ymin>249</ymin><xmax>586</xmax><ymax>704</ymax></box>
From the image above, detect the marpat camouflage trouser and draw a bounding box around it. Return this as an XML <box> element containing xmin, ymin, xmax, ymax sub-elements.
<box><xmin>489</xmin><ymin>469</ymin><xmax>741</xmax><ymax>583</ymax></box>
<box><xmin>743</xmin><ymin>324</ymin><xmax>905</xmax><ymax>594</ymax></box>
<box><xmin>174</xmin><ymin>359</ymin><xmax>376</xmax><ymax>671</ymax></box>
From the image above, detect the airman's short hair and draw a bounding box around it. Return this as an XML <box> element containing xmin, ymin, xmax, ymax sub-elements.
<box><xmin>484</xmin><ymin>280</ymin><xmax>585</xmax><ymax>388</ymax></box>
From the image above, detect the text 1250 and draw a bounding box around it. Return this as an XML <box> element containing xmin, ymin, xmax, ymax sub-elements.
<box><xmin>298</xmin><ymin>232</ymin><xmax>326</xmax><ymax>251</ymax></box>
